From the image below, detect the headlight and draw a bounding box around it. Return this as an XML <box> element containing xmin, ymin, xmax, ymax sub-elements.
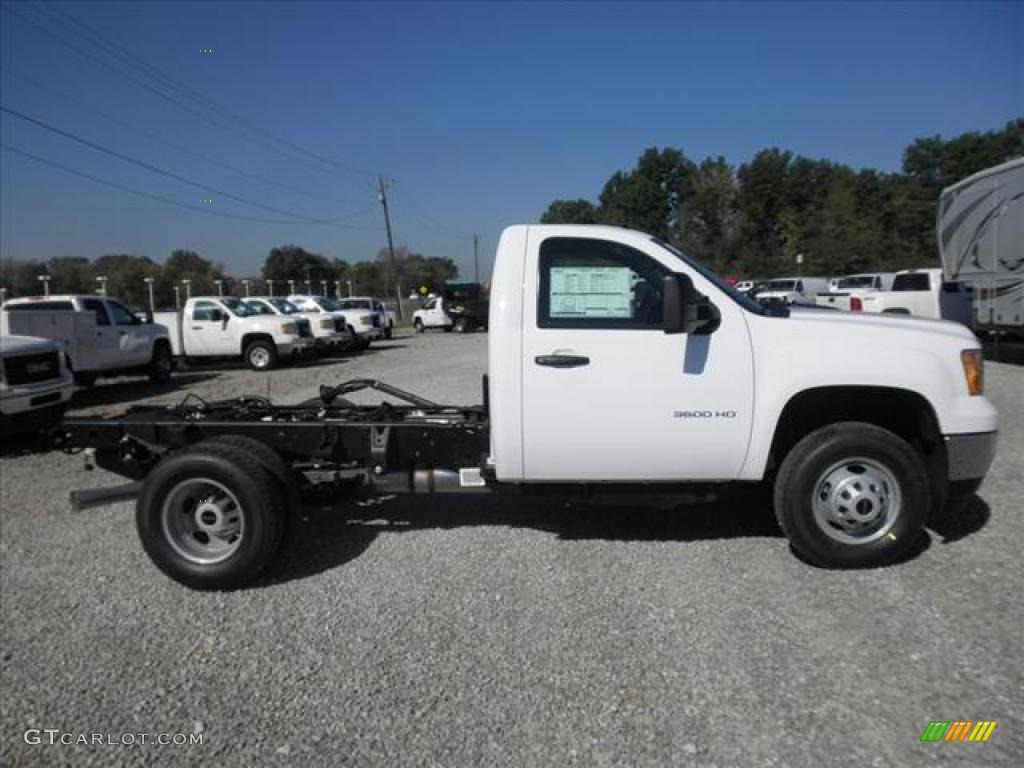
<box><xmin>960</xmin><ymin>349</ymin><xmax>983</xmax><ymax>396</ymax></box>
<box><xmin>359</xmin><ymin>315</ymin><xmax>372</xmax><ymax>325</ymax></box>
<box><xmin>281</xmin><ymin>323</ymin><xmax>297</xmax><ymax>335</ymax></box>
<box><xmin>319</xmin><ymin>318</ymin><xmax>333</xmax><ymax>330</ymax></box>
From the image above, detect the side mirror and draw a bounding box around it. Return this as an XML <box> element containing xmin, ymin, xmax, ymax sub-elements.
<box><xmin>209</xmin><ymin>308</ymin><xmax>224</xmax><ymax>322</ymax></box>
<box><xmin>663</xmin><ymin>274</ymin><xmax>720</xmax><ymax>335</ymax></box>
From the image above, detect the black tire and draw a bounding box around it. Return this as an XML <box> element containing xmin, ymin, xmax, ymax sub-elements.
<box><xmin>244</xmin><ymin>339</ymin><xmax>277</xmax><ymax>371</ymax></box>
<box><xmin>773</xmin><ymin>422</ymin><xmax>930</xmax><ymax>568</ymax></box>
<box><xmin>384</xmin><ymin>327</ymin><xmax>393</xmax><ymax>340</ymax></box>
<box><xmin>148</xmin><ymin>342</ymin><xmax>173</xmax><ymax>384</ymax></box>
<box><xmin>136</xmin><ymin>443</ymin><xmax>286</xmax><ymax>589</ymax></box>
<box><xmin>442</xmin><ymin>325</ymin><xmax>452</xmax><ymax>333</ymax></box>
<box><xmin>453</xmin><ymin>317</ymin><xmax>469</xmax><ymax>333</ymax></box>
<box><xmin>73</xmin><ymin>371</ymin><xmax>97</xmax><ymax>387</ymax></box>
<box><xmin>413</xmin><ymin>318</ymin><xmax>424</xmax><ymax>333</ymax></box>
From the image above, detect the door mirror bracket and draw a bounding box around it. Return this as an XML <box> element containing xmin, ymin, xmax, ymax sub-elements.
<box><xmin>663</xmin><ymin>274</ymin><xmax>721</xmax><ymax>335</ymax></box>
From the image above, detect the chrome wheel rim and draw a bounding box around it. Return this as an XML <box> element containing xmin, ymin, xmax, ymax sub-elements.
<box><xmin>249</xmin><ymin>347</ymin><xmax>270</xmax><ymax>368</ymax></box>
<box><xmin>811</xmin><ymin>457</ymin><xmax>901</xmax><ymax>545</ymax></box>
<box><xmin>160</xmin><ymin>478</ymin><xmax>245</xmax><ymax>564</ymax></box>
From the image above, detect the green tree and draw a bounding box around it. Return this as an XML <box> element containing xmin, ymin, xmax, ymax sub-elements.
<box><xmin>598</xmin><ymin>147</ymin><xmax>697</xmax><ymax>241</ymax></box>
<box><xmin>540</xmin><ymin>199</ymin><xmax>599</xmax><ymax>224</ymax></box>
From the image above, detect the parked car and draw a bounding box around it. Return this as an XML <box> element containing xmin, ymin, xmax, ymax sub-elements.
<box><xmin>336</xmin><ymin>297</ymin><xmax>394</xmax><ymax>339</ymax></box>
<box><xmin>860</xmin><ymin>269</ymin><xmax>972</xmax><ymax>325</ymax></box>
<box><xmin>2</xmin><ymin>294</ymin><xmax>172</xmax><ymax>386</ymax></box>
<box><xmin>412</xmin><ymin>296</ymin><xmax>454</xmax><ymax>332</ymax></box>
<box><xmin>289</xmin><ymin>295</ymin><xmax>383</xmax><ymax>350</ymax></box>
<box><xmin>65</xmin><ymin>223</ymin><xmax>997</xmax><ymax>588</ymax></box>
<box><xmin>0</xmin><ymin>334</ymin><xmax>74</xmax><ymax>433</ymax></box>
<box><xmin>244</xmin><ymin>297</ymin><xmax>350</xmax><ymax>354</ymax></box>
<box><xmin>815</xmin><ymin>273</ymin><xmax>896</xmax><ymax>312</ymax></box>
<box><xmin>755</xmin><ymin>277</ymin><xmax>829</xmax><ymax>306</ymax></box>
<box><xmin>154</xmin><ymin>297</ymin><xmax>314</xmax><ymax>371</ymax></box>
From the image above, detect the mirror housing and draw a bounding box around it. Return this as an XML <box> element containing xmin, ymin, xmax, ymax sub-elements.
<box><xmin>663</xmin><ymin>274</ymin><xmax>720</xmax><ymax>335</ymax></box>
<box><xmin>209</xmin><ymin>308</ymin><xmax>225</xmax><ymax>323</ymax></box>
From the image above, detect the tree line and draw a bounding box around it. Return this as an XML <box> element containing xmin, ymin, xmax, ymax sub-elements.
<box><xmin>0</xmin><ymin>245</ymin><xmax>458</xmax><ymax>309</ymax></box>
<box><xmin>541</xmin><ymin>119</ymin><xmax>1022</xmax><ymax>279</ymax></box>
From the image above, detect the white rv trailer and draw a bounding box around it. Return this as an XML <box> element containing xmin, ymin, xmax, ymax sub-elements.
<box><xmin>938</xmin><ymin>157</ymin><xmax>1024</xmax><ymax>334</ymax></box>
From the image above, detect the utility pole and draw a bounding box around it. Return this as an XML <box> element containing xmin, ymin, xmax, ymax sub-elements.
<box><xmin>377</xmin><ymin>175</ymin><xmax>404</xmax><ymax>320</ymax></box>
<box><xmin>173</xmin><ymin>285</ymin><xmax>180</xmax><ymax>309</ymax></box>
<box><xmin>473</xmin><ymin>234</ymin><xmax>480</xmax><ymax>284</ymax></box>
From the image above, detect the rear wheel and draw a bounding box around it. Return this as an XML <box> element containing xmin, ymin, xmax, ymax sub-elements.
<box><xmin>136</xmin><ymin>443</ymin><xmax>286</xmax><ymax>589</ymax></box>
<box><xmin>149</xmin><ymin>342</ymin><xmax>173</xmax><ymax>384</ymax></box>
<box><xmin>245</xmin><ymin>340</ymin><xmax>277</xmax><ymax>371</ymax></box>
<box><xmin>73</xmin><ymin>371</ymin><xmax>97</xmax><ymax>387</ymax></box>
<box><xmin>413</xmin><ymin>318</ymin><xmax>424</xmax><ymax>333</ymax></box>
<box><xmin>453</xmin><ymin>317</ymin><xmax>470</xmax><ymax>333</ymax></box>
<box><xmin>773</xmin><ymin>422</ymin><xmax>929</xmax><ymax>568</ymax></box>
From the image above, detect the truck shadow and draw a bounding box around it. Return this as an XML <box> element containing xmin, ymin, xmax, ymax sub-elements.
<box><xmin>68</xmin><ymin>372</ymin><xmax>220</xmax><ymax>409</ymax></box>
<box><xmin>264</xmin><ymin>489</ymin><xmax>991</xmax><ymax>586</ymax></box>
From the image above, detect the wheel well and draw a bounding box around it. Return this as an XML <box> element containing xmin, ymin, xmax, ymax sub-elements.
<box><xmin>242</xmin><ymin>333</ymin><xmax>274</xmax><ymax>350</ymax></box>
<box><xmin>152</xmin><ymin>338</ymin><xmax>171</xmax><ymax>355</ymax></box>
<box><xmin>768</xmin><ymin>386</ymin><xmax>946</xmax><ymax>492</ymax></box>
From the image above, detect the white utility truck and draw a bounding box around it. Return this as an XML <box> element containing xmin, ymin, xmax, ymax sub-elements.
<box><xmin>859</xmin><ymin>268</ymin><xmax>972</xmax><ymax>325</ymax></box>
<box><xmin>244</xmin><ymin>297</ymin><xmax>351</xmax><ymax>354</ymax></box>
<box><xmin>338</xmin><ymin>297</ymin><xmax>394</xmax><ymax>339</ymax></box>
<box><xmin>0</xmin><ymin>334</ymin><xmax>74</xmax><ymax>432</ymax></box>
<box><xmin>2</xmin><ymin>294</ymin><xmax>172</xmax><ymax>386</ymax></box>
<box><xmin>64</xmin><ymin>225</ymin><xmax>998</xmax><ymax>589</ymax></box>
<box><xmin>412</xmin><ymin>296</ymin><xmax>454</xmax><ymax>332</ymax></box>
<box><xmin>815</xmin><ymin>273</ymin><xmax>895</xmax><ymax>312</ymax></box>
<box><xmin>154</xmin><ymin>297</ymin><xmax>314</xmax><ymax>371</ymax></box>
<box><xmin>289</xmin><ymin>295</ymin><xmax>383</xmax><ymax>349</ymax></box>
<box><xmin>938</xmin><ymin>157</ymin><xmax>1024</xmax><ymax>335</ymax></box>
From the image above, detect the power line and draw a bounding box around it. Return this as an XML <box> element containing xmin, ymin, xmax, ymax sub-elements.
<box><xmin>1</xmin><ymin>105</ymin><xmax>377</xmax><ymax>228</ymax></box>
<box><xmin>39</xmin><ymin>2</ymin><xmax>379</xmax><ymax>180</ymax></box>
<box><xmin>1</xmin><ymin>66</ymin><xmax>373</xmax><ymax>209</ymax></box>
<box><xmin>1</xmin><ymin>143</ymin><xmax>311</xmax><ymax>224</ymax></box>
<box><xmin>391</xmin><ymin>184</ymin><xmax>475</xmax><ymax>240</ymax></box>
<box><xmin>3</xmin><ymin>3</ymin><xmax>372</xmax><ymax>185</ymax></box>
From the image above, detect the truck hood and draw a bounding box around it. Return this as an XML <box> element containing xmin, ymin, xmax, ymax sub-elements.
<box><xmin>782</xmin><ymin>306</ymin><xmax>977</xmax><ymax>345</ymax></box>
<box><xmin>1</xmin><ymin>334</ymin><xmax>61</xmax><ymax>357</ymax></box>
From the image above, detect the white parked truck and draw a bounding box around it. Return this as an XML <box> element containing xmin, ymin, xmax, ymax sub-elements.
<box><xmin>154</xmin><ymin>297</ymin><xmax>314</xmax><ymax>371</ymax></box>
<box><xmin>0</xmin><ymin>334</ymin><xmax>74</xmax><ymax>432</ymax></box>
<box><xmin>815</xmin><ymin>273</ymin><xmax>895</xmax><ymax>312</ymax></box>
<box><xmin>337</xmin><ymin>297</ymin><xmax>394</xmax><ymax>339</ymax></box>
<box><xmin>65</xmin><ymin>225</ymin><xmax>998</xmax><ymax>589</ymax></box>
<box><xmin>859</xmin><ymin>268</ymin><xmax>972</xmax><ymax>325</ymax></box>
<box><xmin>755</xmin><ymin>276</ymin><xmax>829</xmax><ymax>306</ymax></box>
<box><xmin>938</xmin><ymin>157</ymin><xmax>1024</xmax><ymax>335</ymax></box>
<box><xmin>244</xmin><ymin>296</ymin><xmax>351</xmax><ymax>354</ymax></box>
<box><xmin>2</xmin><ymin>294</ymin><xmax>172</xmax><ymax>386</ymax></box>
<box><xmin>412</xmin><ymin>296</ymin><xmax>454</xmax><ymax>332</ymax></box>
<box><xmin>289</xmin><ymin>295</ymin><xmax>383</xmax><ymax>349</ymax></box>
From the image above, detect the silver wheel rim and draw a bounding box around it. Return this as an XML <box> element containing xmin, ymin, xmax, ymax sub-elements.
<box><xmin>160</xmin><ymin>478</ymin><xmax>245</xmax><ymax>564</ymax></box>
<box><xmin>249</xmin><ymin>346</ymin><xmax>270</xmax><ymax>368</ymax></box>
<box><xmin>812</xmin><ymin>457</ymin><xmax>901</xmax><ymax>545</ymax></box>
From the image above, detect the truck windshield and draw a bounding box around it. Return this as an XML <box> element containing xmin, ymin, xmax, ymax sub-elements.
<box><xmin>654</xmin><ymin>239</ymin><xmax>768</xmax><ymax>315</ymax></box>
<box><xmin>244</xmin><ymin>301</ymin><xmax>276</xmax><ymax>316</ymax></box>
<box><xmin>221</xmin><ymin>298</ymin><xmax>259</xmax><ymax>317</ymax></box>
<box><xmin>837</xmin><ymin>276</ymin><xmax>875</xmax><ymax>289</ymax></box>
<box><xmin>762</xmin><ymin>280</ymin><xmax>797</xmax><ymax>292</ymax></box>
<box><xmin>268</xmin><ymin>298</ymin><xmax>300</xmax><ymax>314</ymax></box>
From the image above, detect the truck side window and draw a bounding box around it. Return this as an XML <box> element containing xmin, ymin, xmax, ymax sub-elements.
<box><xmin>107</xmin><ymin>300</ymin><xmax>138</xmax><ymax>325</ymax></box>
<box><xmin>192</xmin><ymin>301</ymin><xmax>220</xmax><ymax>321</ymax></box>
<box><xmin>424</xmin><ymin>299</ymin><xmax>437</xmax><ymax>310</ymax></box>
<box><xmin>538</xmin><ymin>237</ymin><xmax>666</xmax><ymax>329</ymax></box>
<box><xmin>81</xmin><ymin>298</ymin><xmax>111</xmax><ymax>326</ymax></box>
<box><xmin>893</xmin><ymin>273</ymin><xmax>931</xmax><ymax>292</ymax></box>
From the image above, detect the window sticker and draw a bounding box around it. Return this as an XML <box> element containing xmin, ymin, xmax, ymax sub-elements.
<box><xmin>549</xmin><ymin>266</ymin><xmax>633</xmax><ymax>318</ymax></box>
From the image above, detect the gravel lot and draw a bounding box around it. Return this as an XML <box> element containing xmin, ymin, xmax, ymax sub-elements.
<box><xmin>1</xmin><ymin>331</ymin><xmax>1022</xmax><ymax>766</ymax></box>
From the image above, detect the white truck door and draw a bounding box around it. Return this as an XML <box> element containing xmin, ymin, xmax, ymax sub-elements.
<box><xmin>79</xmin><ymin>297</ymin><xmax>120</xmax><ymax>369</ymax></box>
<box><xmin>105</xmin><ymin>299</ymin><xmax>149</xmax><ymax>365</ymax></box>
<box><xmin>520</xmin><ymin>233</ymin><xmax>755</xmax><ymax>481</ymax></box>
<box><xmin>188</xmin><ymin>301</ymin><xmax>236</xmax><ymax>355</ymax></box>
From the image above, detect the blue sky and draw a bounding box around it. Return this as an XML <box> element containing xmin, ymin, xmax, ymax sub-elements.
<box><xmin>1</xmin><ymin>1</ymin><xmax>1020</xmax><ymax>278</ymax></box>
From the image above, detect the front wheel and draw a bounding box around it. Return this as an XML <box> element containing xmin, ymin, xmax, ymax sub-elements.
<box><xmin>773</xmin><ymin>422</ymin><xmax>930</xmax><ymax>568</ymax></box>
<box><xmin>245</xmin><ymin>340</ymin><xmax>277</xmax><ymax>371</ymax></box>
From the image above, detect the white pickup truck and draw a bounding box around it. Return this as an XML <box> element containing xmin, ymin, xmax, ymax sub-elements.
<box><xmin>65</xmin><ymin>225</ymin><xmax>998</xmax><ymax>588</ymax></box>
<box><xmin>0</xmin><ymin>334</ymin><xmax>74</xmax><ymax>433</ymax></box>
<box><xmin>2</xmin><ymin>294</ymin><xmax>172</xmax><ymax>386</ymax></box>
<box><xmin>860</xmin><ymin>268</ymin><xmax>972</xmax><ymax>325</ymax></box>
<box><xmin>289</xmin><ymin>295</ymin><xmax>383</xmax><ymax>349</ymax></box>
<box><xmin>815</xmin><ymin>273</ymin><xmax>895</xmax><ymax>312</ymax></box>
<box><xmin>244</xmin><ymin>296</ymin><xmax>351</xmax><ymax>354</ymax></box>
<box><xmin>755</xmin><ymin>276</ymin><xmax>829</xmax><ymax>306</ymax></box>
<box><xmin>338</xmin><ymin>297</ymin><xmax>394</xmax><ymax>339</ymax></box>
<box><xmin>155</xmin><ymin>297</ymin><xmax>314</xmax><ymax>371</ymax></box>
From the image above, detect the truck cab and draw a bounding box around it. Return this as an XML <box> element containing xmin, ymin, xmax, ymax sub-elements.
<box><xmin>412</xmin><ymin>297</ymin><xmax>453</xmax><ymax>332</ymax></box>
<box><xmin>291</xmin><ymin>295</ymin><xmax>382</xmax><ymax>349</ymax></box>
<box><xmin>816</xmin><ymin>273</ymin><xmax>895</xmax><ymax>311</ymax></box>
